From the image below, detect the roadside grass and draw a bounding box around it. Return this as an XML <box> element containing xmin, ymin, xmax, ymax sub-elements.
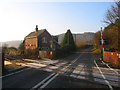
<box><xmin>92</xmin><ymin>48</ymin><xmax>101</xmax><ymax>54</ymax></box>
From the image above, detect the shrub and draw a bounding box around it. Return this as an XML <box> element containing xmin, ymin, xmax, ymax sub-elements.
<box><xmin>24</xmin><ymin>48</ymin><xmax>39</xmax><ymax>59</ymax></box>
<box><xmin>5</xmin><ymin>47</ymin><xmax>18</xmax><ymax>56</ymax></box>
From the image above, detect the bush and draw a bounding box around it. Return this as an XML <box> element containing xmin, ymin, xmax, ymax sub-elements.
<box><xmin>54</xmin><ymin>46</ymin><xmax>73</xmax><ymax>59</ymax></box>
<box><xmin>5</xmin><ymin>47</ymin><xmax>19</xmax><ymax>56</ymax></box>
<box><xmin>24</xmin><ymin>48</ymin><xmax>39</xmax><ymax>59</ymax></box>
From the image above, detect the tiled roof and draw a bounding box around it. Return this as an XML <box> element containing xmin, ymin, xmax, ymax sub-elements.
<box><xmin>25</xmin><ymin>29</ymin><xmax>46</xmax><ymax>39</ymax></box>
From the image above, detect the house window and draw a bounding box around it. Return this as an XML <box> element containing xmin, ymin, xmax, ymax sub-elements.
<box><xmin>42</xmin><ymin>37</ymin><xmax>47</xmax><ymax>43</ymax></box>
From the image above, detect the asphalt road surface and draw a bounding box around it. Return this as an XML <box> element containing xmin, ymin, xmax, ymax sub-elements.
<box><xmin>2</xmin><ymin>47</ymin><xmax>120</xmax><ymax>89</ymax></box>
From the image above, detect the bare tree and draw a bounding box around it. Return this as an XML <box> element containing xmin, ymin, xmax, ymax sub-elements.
<box><xmin>103</xmin><ymin>1</ymin><xmax>119</xmax><ymax>24</ymax></box>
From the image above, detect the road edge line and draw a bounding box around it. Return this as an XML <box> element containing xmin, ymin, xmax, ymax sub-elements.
<box><xmin>0</xmin><ymin>68</ymin><xmax>29</xmax><ymax>78</ymax></box>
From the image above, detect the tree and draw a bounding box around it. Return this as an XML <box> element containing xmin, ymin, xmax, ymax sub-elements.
<box><xmin>103</xmin><ymin>1</ymin><xmax>119</xmax><ymax>24</ymax></box>
<box><xmin>93</xmin><ymin>31</ymin><xmax>101</xmax><ymax>49</ymax></box>
<box><xmin>18</xmin><ymin>40</ymin><xmax>25</xmax><ymax>55</ymax></box>
<box><xmin>93</xmin><ymin>19</ymin><xmax>119</xmax><ymax>52</ymax></box>
<box><xmin>61</xmin><ymin>29</ymin><xmax>76</xmax><ymax>51</ymax></box>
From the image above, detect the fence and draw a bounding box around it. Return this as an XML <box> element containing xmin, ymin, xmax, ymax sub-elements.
<box><xmin>103</xmin><ymin>51</ymin><xmax>120</xmax><ymax>65</ymax></box>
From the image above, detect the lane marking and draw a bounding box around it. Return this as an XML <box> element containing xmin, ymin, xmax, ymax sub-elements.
<box><xmin>72</xmin><ymin>53</ymin><xmax>82</xmax><ymax>63</ymax></box>
<box><xmin>0</xmin><ymin>68</ymin><xmax>29</xmax><ymax>78</ymax></box>
<box><xmin>33</xmin><ymin>52</ymin><xmax>83</xmax><ymax>89</ymax></box>
<box><xmin>32</xmin><ymin>73</ymin><xmax>55</xmax><ymax>89</ymax></box>
<box><xmin>32</xmin><ymin>60</ymin><xmax>74</xmax><ymax>89</ymax></box>
<box><xmin>94</xmin><ymin>60</ymin><xmax>113</xmax><ymax>90</ymax></box>
<box><xmin>40</xmin><ymin>74</ymin><xmax>58</xmax><ymax>88</ymax></box>
<box><xmin>101</xmin><ymin>61</ymin><xmax>118</xmax><ymax>75</ymax></box>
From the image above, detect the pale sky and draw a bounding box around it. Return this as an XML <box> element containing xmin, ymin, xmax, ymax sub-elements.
<box><xmin>0</xmin><ymin>0</ymin><xmax>114</xmax><ymax>42</ymax></box>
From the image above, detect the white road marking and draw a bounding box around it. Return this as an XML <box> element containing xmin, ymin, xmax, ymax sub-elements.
<box><xmin>43</xmin><ymin>69</ymin><xmax>53</xmax><ymax>72</ymax></box>
<box><xmin>32</xmin><ymin>73</ymin><xmax>55</xmax><ymax>89</ymax></box>
<box><xmin>0</xmin><ymin>68</ymin><xmax>29</xmax><ymax>78</ymax></box>
<box><xmin>33</xmin><ymin>53</ymin><xmax>83</xmax><ymax>89</ymax></box>
<box><xmin>94</xmin><ymin>60</ymin><xmax>113</xmax><ymax>90</ymax></box>
<box><xmin>40</xmin><ymin>74</ymin><xmax>59</xmax><ymax>88</ymax></box>
<box><xmin>49</xmin><ymin>66</ymin><xmax>58</xmax><ymax>69</ymax></box>
<box><xmin>101</xmin><ymin>61</ymin><xmax>118</xmax><ymax>75</ymax></box>
<box><xmin>25</xmin><ymin>64</ymin><xmax>41</xmax><ymax>69</ymax></box>
<box><xmin>26</xmin><ymin>63</ymin><xmax>47</xmax><ymax>67</ymax></box>
<box><xmin>77</xmin><ymin>75</ymin><xmax>86</xmax><ymax>79</ymax></box>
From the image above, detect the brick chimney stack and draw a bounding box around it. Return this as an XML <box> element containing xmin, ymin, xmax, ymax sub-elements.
<box><xmin>35</xmin><ymin>25</ymin><xmax>38</xmax><ymax>32</ymax></box>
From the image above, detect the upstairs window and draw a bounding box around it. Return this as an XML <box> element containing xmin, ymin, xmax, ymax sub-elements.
<box><xmin>42</xmin><ymin>37</ymin><xmax>47</xmax><ymax>43</ymax></box>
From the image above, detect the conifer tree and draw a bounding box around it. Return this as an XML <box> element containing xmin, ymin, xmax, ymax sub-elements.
<box><xmin>61</xmin><ymin>29</ymin><xmax>76</xmax><ymax>51</ymax></box>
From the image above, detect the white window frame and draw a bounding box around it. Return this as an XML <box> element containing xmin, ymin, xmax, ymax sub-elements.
<box><xmin>42</xmin><ymin>37</ymin><xmax>47</xmax><ymax>43</ymax></box>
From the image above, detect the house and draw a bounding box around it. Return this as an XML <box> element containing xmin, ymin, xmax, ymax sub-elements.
<box><xmin>25</xmin><ymin>25</ymin><xmax>60</xmax><ymax>58</ymax></box>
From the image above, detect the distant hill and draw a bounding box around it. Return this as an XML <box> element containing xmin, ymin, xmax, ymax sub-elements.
<box><xmin>1</xmin><ymin>32</ymin><xmax>94</xmax><ymax>48</ymax></box>
<box><xmin>2</xmin><ymin>40</ymin><xmax>23</xmax><ymax>48</ymax></box>
<box><xmin>57</xmin><ymin>32</ymin><xmax>94</xmax><ymax>44</ymax></box>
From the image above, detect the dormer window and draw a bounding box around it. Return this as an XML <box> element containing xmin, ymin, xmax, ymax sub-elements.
<box><xmin>42</xmin><ymin>37</ymin><xmax>47</xmax><ymax>43</ymax></box>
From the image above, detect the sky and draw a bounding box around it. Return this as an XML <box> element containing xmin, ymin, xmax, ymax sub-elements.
<box><xmin>0</xmin><ymin>0</ymin><xmax>115</xmax><ymax>42</ymax></box>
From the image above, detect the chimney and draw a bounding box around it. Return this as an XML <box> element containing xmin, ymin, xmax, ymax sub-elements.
<box><xmin>35</xmin><ymin>25</ymin><xmax>38</xmax><ymax>32</ymax></box>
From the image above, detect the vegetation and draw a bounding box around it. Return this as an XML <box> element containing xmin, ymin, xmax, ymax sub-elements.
<box><xmin>61</xmin><ymin>29</ymin><xmax>76</xmax><ymax>52</ymax></box>
<box><xmin>5</xmin><ymin>47</ymin><xmax>18</xmax><ymax>56</ymax></box>
<box><xmin>54</xmin><ymin>30</ymin><xmax>76</xmax><ymax>59</ymax></box>
<box><xmin>18</xmin><ymin>40</ymin><xmax>25</xmax><ymax>57</ymax></box>
<box><xmin>24</xmin><ymin>48</ymin><xmax>39</xmax><ymax>59</ymax></box>
<box><xmin>2</xmin><ymin>40</ymin><xmax>39</xmax><ymax>59</ymax></box>
<box><xmin>93</xmin><ymin>2</ymin><xmax>120</xmax><ymax>52</ymax></box>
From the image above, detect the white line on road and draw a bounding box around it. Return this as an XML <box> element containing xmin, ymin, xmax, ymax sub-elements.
<box><xmin>101</xmin><ymin>61</ymin><xmax>118</xmax><ymax>75</ymax></box>
<box><xmin>40</xmin><ymin>74</ymin><xmax>59</xmax><ymax>88</ymax></box>
<box><xmin>94</xmin><ymin>60</ymin><xmax>113</xmax><ymax>90</ymax></box>
<box><xmin>32</xmin><ymin>52</ymin><xmax>83</xmax><ymax>89</ymax></box>
<box><xmin>32</xmin><ymin>73</ymin><xmax>55</xmax><ymax>89</ymax></box>
<box><xmin>72</xmin><ymin>53</ymin><xmax>82</xmax><ymax>63</ymax></box>
<box><xmin>0</xmin><ymin>68</ymin><xmax>29</xmax><ymax>78</ymax></box>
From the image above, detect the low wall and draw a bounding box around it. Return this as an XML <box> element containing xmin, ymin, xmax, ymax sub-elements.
<box><xmin>103</xmin><ymin>51</ymin><xmax>120</xmax><ymax>65</ymax></box>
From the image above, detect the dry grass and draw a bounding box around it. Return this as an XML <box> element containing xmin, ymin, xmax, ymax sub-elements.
<box><xmin>92</xmin><ymin>48</ymin><xmax>101</xmax><ymax>54</ymax></box>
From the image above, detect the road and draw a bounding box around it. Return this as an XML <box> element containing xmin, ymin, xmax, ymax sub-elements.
<box><xmin>2</xmin><ymin>47</ymin><xmax>120</xmax><ymax>89</ymax></box>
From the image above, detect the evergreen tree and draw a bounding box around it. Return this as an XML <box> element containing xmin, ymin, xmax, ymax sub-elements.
<box><xmin>61</xmin><ymin>29</ymin><xmax>76</xmax><ymax>51</ymax></box>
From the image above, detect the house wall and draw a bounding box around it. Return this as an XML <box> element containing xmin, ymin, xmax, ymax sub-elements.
<box><xmin>25</xmin><ymin>37</ymin><xmax>37</xmax><ymax>49</ymax></box>
<box><xmin>25</xmin><ymin>30</ymin><xmax>59</xmax><ymax>59</ymax></box>
<box><xmin>37</xmin><ymin>30</ymin><xmax>52</xmax><ymax>50</ymax></box>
